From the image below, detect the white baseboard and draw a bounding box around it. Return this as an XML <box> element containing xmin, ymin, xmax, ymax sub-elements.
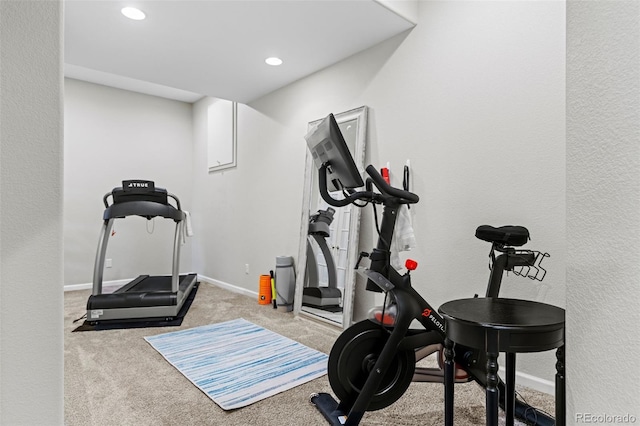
<box><xmin>197</xmin><ymin>274</ymin><xmax>257</xmax><ymax>298</ymax></box>
<box><xmin>499</xmin><ymin>366</ymin><xmax>555</xmax><ymax>396</ymax></box>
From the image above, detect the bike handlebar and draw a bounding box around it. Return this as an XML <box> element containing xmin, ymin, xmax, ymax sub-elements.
<box><xmin>318</xmin><ymin>164</ymin><xmax>419</xmax><ymax>207</ymax></box>
<box><xmin>318</xmin><ymin>165</ymin><xmax>377</xmax><ymax>207</ymax></box>
<box><xmin>364</xmin><ymin>165</ymin><xmax>419</xmax><ymax>204</ymax></box>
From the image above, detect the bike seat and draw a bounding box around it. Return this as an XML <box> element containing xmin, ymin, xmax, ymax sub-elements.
<box><xmin>475</xmin><ymin>225</ymin><xmax>529</xmax><ymax>247</ymax></box>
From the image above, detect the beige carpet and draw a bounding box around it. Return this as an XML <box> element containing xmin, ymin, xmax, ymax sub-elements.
<box><xmin>65</xmin><ymin>282</ymin><xmax>555</xmax><ymax>425</ymax></box>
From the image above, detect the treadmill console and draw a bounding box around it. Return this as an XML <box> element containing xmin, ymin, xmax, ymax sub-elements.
<box><xmin>112</xmin><ymin>180</ymin><xmax>168</xmax><ymax>205</ymax></box>
<box><xmin>123</xmin><ymin>179</ymin><xmax>155</xmax><ymax>193</ymax></box>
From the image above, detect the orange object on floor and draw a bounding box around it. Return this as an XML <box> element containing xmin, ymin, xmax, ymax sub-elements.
<box><xmin>258</xmin><ymin>274</ymin><xmax>272</xmax><ymax>305</ymax></box>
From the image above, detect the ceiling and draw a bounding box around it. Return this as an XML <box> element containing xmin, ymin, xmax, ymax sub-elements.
<box><xmin>64</xmin><ymin>1</ymin><xmax>416</xmax><ymax>104</ymax></box>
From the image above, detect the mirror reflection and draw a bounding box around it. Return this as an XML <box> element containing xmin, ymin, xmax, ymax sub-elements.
<box><xmin>294</xmin><ymin>107</ymin><xmax>368</xmax><ymax>328</ymax></box>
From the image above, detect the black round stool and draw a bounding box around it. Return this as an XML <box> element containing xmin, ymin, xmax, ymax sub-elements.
<box><xmin>439</xmin><ymin>297</ymin><xmax>565</xmax><ymax>426</ymax></box>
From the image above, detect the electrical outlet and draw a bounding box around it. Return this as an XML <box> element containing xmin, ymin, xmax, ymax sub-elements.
<box><xmin>105</xmin><ymin>258</ymin><xmax>112</xmax><ymax>268</ymax></box>
<box><xmin>245</xmin><ymin>264</ymin><xmax>249</xmax><ymax>274</ymax></box>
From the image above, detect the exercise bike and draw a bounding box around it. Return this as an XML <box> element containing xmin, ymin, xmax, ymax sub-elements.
<box><xmin>304</xmin><ymin>113</ymin><xmax>556</xmax><ymax>426</ymax></box>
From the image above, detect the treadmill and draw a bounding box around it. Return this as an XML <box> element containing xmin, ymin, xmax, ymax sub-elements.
<box><xmin>86</xmin><ymin>180</ymin><xmax>198</xmax><ymax>323</ymax></box>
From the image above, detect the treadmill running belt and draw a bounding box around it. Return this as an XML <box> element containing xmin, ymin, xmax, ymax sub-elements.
<box><xmin>72</xmin><ymin>282</ymin><xmax>199</xmax><ymax>332</ymax></box>
<box><xmin>125</xmin><ymin>275</ymin><xmax>174</xmax><ymax>293</ymax></box>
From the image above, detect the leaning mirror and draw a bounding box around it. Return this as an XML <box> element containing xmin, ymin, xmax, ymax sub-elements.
<box><xmin>294</xmin><ymin>106</ymin><xmax>368</xmax><ymax>329</ymax></box>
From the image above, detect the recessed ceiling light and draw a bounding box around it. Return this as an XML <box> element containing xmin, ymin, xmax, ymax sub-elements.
<box><xmin>121</xmin><ymin>7</ymin><xmax>146</xmax><ymax>20</ymax></box>
<box><xmin>265</xmin><ymin>57</ymin><xmax>283</xmax><ymax>66</ymax></box>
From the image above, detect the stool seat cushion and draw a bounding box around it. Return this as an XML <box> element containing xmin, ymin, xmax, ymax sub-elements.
<box><xmin>439</xmin><ymin>298</ymin><xmax>565</xmax><ymax>353</ymax></box>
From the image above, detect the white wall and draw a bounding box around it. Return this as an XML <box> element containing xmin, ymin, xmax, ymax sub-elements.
<box><xmin>64</xmin><ymin>79</ymin><xmax>194</xmax><ymax>286</ymax></box>
<box><xmin>567</xmin><ymin>0</ymin><xmax>640</xmax><ymax>419</ymax></box>
<box><xmin>0</xmin><ymin>1</ymin><xmax>64</xmax><ymax>423</ymax></box>
<box><xmin>191</xmin><ymin>98</ymin><xmax>307</xmax><ymax>290</ymax></box>
<box><xmin>193</xmin><ymin>0</ymin><xmax>565</xmax><ymax>385</ymax></box>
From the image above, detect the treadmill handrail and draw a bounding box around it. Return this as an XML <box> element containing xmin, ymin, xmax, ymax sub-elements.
<box><xmin>167</xmin><ymin>193</ymin><xmax>181</xmax><ymax>211</ymax></box>
<box><xmin>104</xmin><ymin>190</ymin><xmax>182</xmax><ymax>210</ymax></box>
<box><xmin>102</xmin><ymin>188</ymin><xmax>183</xmax><ymax>221</ymax></box>
<box><xmin>103</xmin><ymin>201</ymin><xmax>184</xmax><ymax>221</ymax></box>
<box><xmin>103</xmin><ymin>192</ymin><xmax>112</xmax><ymax>208</ymax></box>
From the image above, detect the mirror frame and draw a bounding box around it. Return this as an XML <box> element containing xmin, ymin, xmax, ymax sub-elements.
<box><xmin>293</xmin><ymin>106</ymin><xmax>368</xmax><ymax>329</ymax></box>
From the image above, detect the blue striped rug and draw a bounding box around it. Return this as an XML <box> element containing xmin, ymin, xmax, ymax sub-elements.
<box><xmin>144</xmin><ymin>318</ymin><xmax>328</xmax><ymax>410</ymax></box>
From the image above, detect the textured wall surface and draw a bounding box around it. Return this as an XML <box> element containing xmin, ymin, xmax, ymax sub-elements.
<box><xmin>0</xmin><ymin>1</ymin><xmax>64</xmax><ymax>423</ymax></box>
<box><xmin>567</xmin><ymin>0</ymin><xmax>640</xmax><ymax>420</ymax></box>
